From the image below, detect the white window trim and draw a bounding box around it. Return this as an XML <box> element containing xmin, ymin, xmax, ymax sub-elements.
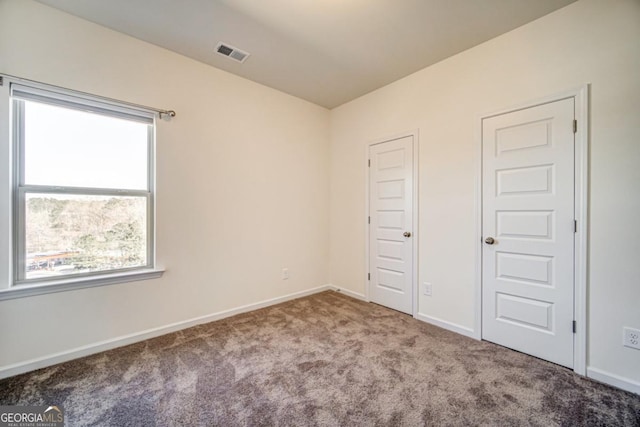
<box><xmin>0</xmin><ymin>268</ymin><xmax>164</xmax><ymax>301</ymax></box>
<box><xmin>0</xmin><ymin>76</ymin><xmax>164</xmax><ymax>298</ymax></box>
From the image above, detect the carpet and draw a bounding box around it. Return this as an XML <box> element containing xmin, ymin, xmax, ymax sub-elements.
<box><xmin>1</xmin><ymin>291</ymin><xmax>638</xmax><ymax>426</ymax></box>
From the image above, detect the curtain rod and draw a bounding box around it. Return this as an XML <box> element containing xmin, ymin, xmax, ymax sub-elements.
<box><xmin>0</xmin><ymin>73</ymin><xmax>176</xmax><ymax>120</ymax></box>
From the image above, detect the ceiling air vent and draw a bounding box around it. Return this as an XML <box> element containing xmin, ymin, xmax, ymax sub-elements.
<box><xmin>215</xmin><ymin>42</ymin><xmax>250</xmax><ymax>63</ymax></box>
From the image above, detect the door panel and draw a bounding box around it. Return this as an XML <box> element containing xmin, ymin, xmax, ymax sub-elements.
<box><xmin>496</xmin><ymin>165</ymin><xmax>553</xmax><ymax>195</ymax></box>
<box><xmin>369</xmin><ymin>136</ymin><xmax>413</xmax><ymax>314</ymax></box>
<box><xmin>482</xmin><ymin>98</ymin><xmax>575</xmax><ymax>368</ymax></box>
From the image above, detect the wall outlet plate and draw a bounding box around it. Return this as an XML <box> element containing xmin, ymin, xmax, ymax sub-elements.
<box><xmin>423</xmin><ymin>282</ymin><xmax>432</xmax><ymax>296</ymax></box>
<box><xmin>623</xmin><ymin>327</ymin><xmax>640</xmax><ymax>350</ymax></box>
<box><xmin>281</xmin><ymin>268</ymin><xmax>289</xmax><ymax>280</ymax></box>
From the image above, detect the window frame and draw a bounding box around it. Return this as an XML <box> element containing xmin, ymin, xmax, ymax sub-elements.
<box><xmin>10</xmin><ymin>81</ymin><xmax>158</xmax><ymax>288</ymax></box>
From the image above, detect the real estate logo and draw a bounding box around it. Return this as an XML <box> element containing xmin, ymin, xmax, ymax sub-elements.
<box><xmin>0</xmin><ymin>405</ymin><xmax>64</xmax><ymax>427</ymax></box>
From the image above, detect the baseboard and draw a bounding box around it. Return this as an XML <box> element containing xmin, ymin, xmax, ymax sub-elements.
<box><xmin>327</xmin><ymin>284</ymin><xmax>367</xmax><ymax>301</ymax></box>
<box><xmin>587</xmin><ymin>367</ymin><xmax>640</xmax><ymax>395</ymax></box>
<box><xmin>416</xmin><ymin>313</ymin><xmax>476</xmax><ymax>339</ymax></box>
<box><xmin>331</xmin><ymin>290</ymin><xmax>477</xmax><ymax>340</ymax></box>
<box><xmin>0</xmin><ymin>284</ymin><xmax>333</xmax><ymax>380</ymax></box>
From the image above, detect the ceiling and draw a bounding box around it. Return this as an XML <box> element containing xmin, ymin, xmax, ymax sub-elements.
<box><xmin>36</xmin><ymin>0</ymin><xmax>577</xmax><ymax>109</ymax></box>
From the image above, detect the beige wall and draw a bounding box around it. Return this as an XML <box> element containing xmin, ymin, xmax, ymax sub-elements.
<box><xmin>0</xmin><ymin>1</ymin><xmax>330</xmax><ymax>368</ymax></box>
<box><xmin>329</xmin><ymin>0</ymin><xmax>640</xmax><ymax>386</ymax></box>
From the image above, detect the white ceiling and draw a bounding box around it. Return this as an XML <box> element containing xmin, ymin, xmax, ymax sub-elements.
<box><xmin>36</xmin><ymin>0</ymin><xmax>577</xmax><ymax>109</ymax></box>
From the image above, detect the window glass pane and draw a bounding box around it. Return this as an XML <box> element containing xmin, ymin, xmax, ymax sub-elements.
<box><xmin>25</xmin><ymin>193</ymin><xmax>147</xmax><ymax>279</ymax></box>
<box><xmin>23</xmin><ymin>100</ymin><xmax>149</xmax><ymax>190</ymax></box>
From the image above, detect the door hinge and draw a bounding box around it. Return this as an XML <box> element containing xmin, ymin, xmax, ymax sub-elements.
<box><xmin>572</xmin><ymin>320</ymin><xmax>577</xmax><ymax>333</ymax></box>
<box><xmin>574</xmin><ymin>220</ymin><xmax>577</xmax><ymax>233</ymax></box>
<box><xmin>368</xmin><ymin>216</ymin><xmax>370</xmax><ymax>224</ymax></box>
<box><xmin>368</xmin><ymin>159</ymin><xmax>371</xmax><ymax>167</ymax></box>
<box><xmin>573</xmin><ymin>119</ymin><xmax>577</xmax><ymax>134</ymax></box>
<box><xmin>0</xmin><ymin>76</ymin><xmax>3</xmax><ymax>86</ymax></box>
<box><xmin>368</xmin><ymin>273</ymin><xmax>370</xmax><ymax>281</ymax></box>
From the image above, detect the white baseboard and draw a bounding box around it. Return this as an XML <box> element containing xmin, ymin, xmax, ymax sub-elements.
<box><xmin>0</xmin><ymin>285</ymin><xmax>333</xmax><ymax>380</ymax></box>
<box><xmin>587</xmin><ymin>367</ymin><xmax>640</xmax><ymax>395</ymax></box>
<box><xmin>416</xmin><ymin>313</ymin><xmax>476</xmax><ymax>339</ymax></box>
<box><xmin>327</xmin><ymin>284</ymin><xmax>367</xmax><ymax>301</ymax></box>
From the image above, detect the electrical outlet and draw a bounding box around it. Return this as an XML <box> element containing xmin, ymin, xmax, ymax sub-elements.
<box><xmin>423</xmin><ymin>282</ymin><xmax>432</xmax><ymax>296</ymax></box>
<box><xmin>281</xmin><ymin>268</ymin><xmax>289</xmax><ymax>280</ymax></box>
<box><xmin>623</xmin><ymin>327</ymin><xmax>640</xmax><ymax>350</ymax></box>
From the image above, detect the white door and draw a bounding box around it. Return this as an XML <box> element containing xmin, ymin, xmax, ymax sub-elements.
<box><xmin>369</xmin><ymin>136</ymin><xmax>414</xmax><ymax>314</ymax></box>
<box><xmin>482</xmin><ymin>98</ymin><xmax>575</xmax><ymax>368</ymax></box>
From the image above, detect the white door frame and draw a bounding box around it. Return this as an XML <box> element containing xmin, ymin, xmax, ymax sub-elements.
<box><xmin>365</xmin><ymin>130</ymin><xmax>419</xmax><ymax>317</ymax></box>
<box><xmin>474</xmin><ymin>86</ymin><xmax>589</xmax><ymax>375</ymax></box>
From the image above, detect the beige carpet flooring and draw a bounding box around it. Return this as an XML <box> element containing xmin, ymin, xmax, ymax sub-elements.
<box><xmin>1</xmin><ymin>291</ymin><xmax>639</xmax><ymax>426</ymax></box>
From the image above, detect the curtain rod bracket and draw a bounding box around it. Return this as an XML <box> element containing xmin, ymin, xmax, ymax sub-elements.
<box><xmin>159</xmin><ymin>110</ymin><xmax>176</xmax><ymax>121</ymax></box>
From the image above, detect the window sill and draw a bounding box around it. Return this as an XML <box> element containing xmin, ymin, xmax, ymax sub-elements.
<box><xmin>0</xmin><ymin>268</ymin><xmax>165</xmax><ymax>301</ymax></box>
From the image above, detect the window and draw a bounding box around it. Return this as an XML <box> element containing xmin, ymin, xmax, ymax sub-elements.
<box><xmin>10</xmin><ymin>83</ymin><xmax>157</xmax><ymax>286</ymax></box>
